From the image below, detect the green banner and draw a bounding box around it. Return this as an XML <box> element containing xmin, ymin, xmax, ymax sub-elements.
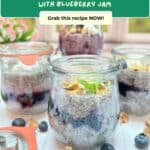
<box><xmin>1</xmin><ymin>0</ymin><xmax>149</xmax><ymax>17</ymax></box>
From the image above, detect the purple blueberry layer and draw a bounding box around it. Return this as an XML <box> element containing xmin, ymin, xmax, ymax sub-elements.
<box><xmin>1</xmin><ymin>90</ymin><xmax>50</xmax><ymax>108</ymax></box>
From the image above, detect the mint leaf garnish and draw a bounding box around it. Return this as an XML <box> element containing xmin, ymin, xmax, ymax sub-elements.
<box><xmin>78</xmin><ymin>77</ymin><xmax>104</xmax><ymax>94</ymax></box>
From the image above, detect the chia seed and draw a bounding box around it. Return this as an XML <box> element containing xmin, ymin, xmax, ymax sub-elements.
<box><xmin>49</xmin><ymin>91</ymin><xmax>119</xmax><ymax>148</ymax></box>
<box><xmin>1</xmin><ymin>67</ymin><xmax>51</xmax><ymax>114</ymax></box>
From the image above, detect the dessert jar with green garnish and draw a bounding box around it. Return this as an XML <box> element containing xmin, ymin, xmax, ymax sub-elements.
<box><xmin>48</xmin><ymin>55</ymin><xmax>123</xmax><ymax>150</ymax></box>
<box><xmin>59</xmin><ymin>25</ymin><xmax>103</xmax><ymax>55</ymax></box>
<box><xmin>112</xmin><ymin>45</ymin><xmax>150</xmax><ymax>115</ymax></box>
<box><xmin>0</xmin><ymin>42</ymin><xmax>52</xmax><ymax>115</ymax></box>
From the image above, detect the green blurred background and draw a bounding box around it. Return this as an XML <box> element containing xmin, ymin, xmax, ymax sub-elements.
<box><xmin>129</xmin><ymin>18</ymin><xmax>150</xmax><ymax>33</ymax></box>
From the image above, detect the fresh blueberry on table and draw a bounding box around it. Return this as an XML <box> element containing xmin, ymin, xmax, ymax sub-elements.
<box><xmin>38</xmin><ymin>121</ymin><xmax>48</xmax><ymax>132</ymax></box>
<box><xmin>101</xmin><ymin>143</ymin><xmax>115</xmax><ymax>150</ymax></box>
<box><xmin>12</xmin><ymin>118</ymin><xmax>26</xmax><ymax>127</ymax></box>
<box><xmin>135</xmin><ymin>133</ymin><xmax>149</xmax><ymax>149</ymax></box>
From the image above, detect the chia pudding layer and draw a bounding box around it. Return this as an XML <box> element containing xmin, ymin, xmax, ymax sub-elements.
<box><xmin>59</xmin><ymin>25</ymin><xmax>103</xmax><ymax>55</ymax></box>
<box><xmin>1</xmin><ymin>68</ymin><xmax>51</xmax><ymax>114</ymax></box>
<box><xmin>118</xmin><ymin>69</ymin><xmax>150</xmax><ymax>115</ymax></box>
<box><xmin>48</xmin><ymin>79</ymin><xmax>119</xmax><ymax>149</ymax></box>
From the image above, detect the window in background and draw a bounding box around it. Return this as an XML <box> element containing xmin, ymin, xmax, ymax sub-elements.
<box><xmin>36</xmin><ymin>18</ymin><xmax>150</xmax><ymax>43</ymax></box>
<box><xmin>128</xmin><ymin>18</ymin><xmax>150</xmax><ymax>33</ymax></box>
<box><xmin>102</xmin><ymin>25</ymin><xmax>108</xmax><ymax>32</ymax></box>
<box><xmin>104</xmin><ymin>18</ymin><xmax>150</xmax><ymax>43</ymax></box>
<box><xmin>56</xmin><ymin>25</ymin><xmax>108</xmax><ymax>32</ymax></box>
<box><xmin>125</xmin><ymin>18</ymin><xmax>150</xmax><ymax>43</ymax></box>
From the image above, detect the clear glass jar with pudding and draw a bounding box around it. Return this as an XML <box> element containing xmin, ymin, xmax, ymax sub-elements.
<box><xmin>59</xmin><ymin>25</ymin><xmax>103</xmax><ymax>55</ymax></box>
<box><xmin>48</xmin><ymin>55</ymin><xmax>122</xmax><ymax>150</ymax></box>
<box><xmin>0</xmin><ymin>42</ymin><xmax>52</xmax><ymax>115</ymax></box>
<box><xmin>112</xmin><ymin>45</ymin><xmax>150</xmax><ymax>116</ymax></box>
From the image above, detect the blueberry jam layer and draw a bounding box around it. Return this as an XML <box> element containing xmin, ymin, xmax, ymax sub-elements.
<box><xmin>61</xmin><ymin>111</ymin><xmax>104</xmax><ymax>131</ymax></box>
<box><xmin>1</xmin><ymin>90</ymin><xmax>50</xmax><ymax>108</ymax></box>
<box><xmin>60</xmin><ymin>34</ymin><xmax>103</xmax><ymax>55</ymax></box>
<box><xmin>118</xmin><ymin>81</ymin><xmax>148</xmax><ymax>96</ymax></box>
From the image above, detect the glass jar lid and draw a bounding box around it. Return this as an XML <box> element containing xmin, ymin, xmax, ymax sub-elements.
<box><xmin>51</xmin><ymin>55</ymin><xmax>121</xmax><ymax>75</ymax></box>
<box><xmin>0</xmin><ymin>127</ymin><xmax>37</xmax><ymax>150</ymax></box>
<box><xmin>0</xmin><ymin>42</ymin><xmax>53</xmax><ymax>65</ymax></box>
<box><xmin>112</xmin><ymin>45</ymin><xmax>150</xmax><ymax>60</ymax></box>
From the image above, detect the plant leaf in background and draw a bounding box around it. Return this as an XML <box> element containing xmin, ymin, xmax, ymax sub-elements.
<box><xmin>0</xmin><ymin>17</ymin><xmax>38</xmax><ymax>44</ymax></box>
<box><xmin>19</xmin><ymin>30</ymin><xmax>34</xmax><ymax>41</ymax></box>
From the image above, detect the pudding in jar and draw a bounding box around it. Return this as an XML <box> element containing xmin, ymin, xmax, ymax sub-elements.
<box><xmin>48</xmin><ymin>55</ymin><xmax>121</xmax><ymax>150</ymax></box>
<box><xmin>59</xmin><ymin>25</ymin><xmax>103</xmax><ymax>55</ymax></box>
<box><xmin>112</xmin><ymin>45</ymin><xmax>150</xmax><ymax>115</ymax></box>
<box><xmin>0</xmin><ymin>42</ymin><xmax>52</xmax><ymax>115</ymax></box>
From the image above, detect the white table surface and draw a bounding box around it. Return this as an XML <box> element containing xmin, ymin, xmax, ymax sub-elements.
<box><xmin>0</xmin><ymin>101</ymin><xmax>150</xmax><ymax>150</ymax></box>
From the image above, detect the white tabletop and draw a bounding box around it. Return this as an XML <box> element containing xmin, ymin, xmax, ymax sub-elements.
<box><xmin>0</xmin><ymin>101</ymin><xmax>150</xmax><ymax>150</ymax></box>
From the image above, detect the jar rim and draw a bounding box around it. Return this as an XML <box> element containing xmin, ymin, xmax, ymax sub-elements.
<box><xmin>112</xmin><ymin>45</ymin><xmax>150</xmax><ymax>59</ymax></box>
<box><xmin>0</xmin><ymin>41</ymin><xmax>53</xmax><ymax>57</ymax></box>
<box><xmin>0</xmin><ymin>42</ymin><xmax>53</xmax><ymax>65</ymax></box>
<box><xmin>51</xmin><ymin>55</ymin><xmax>120</xmax><ymax>75</ymax></box>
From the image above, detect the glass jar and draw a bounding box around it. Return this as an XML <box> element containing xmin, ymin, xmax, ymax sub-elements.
<box><xmin>0</xmin><ymin>42</ymin><xmax>52</xmax><ymax>115</ymax></box>
<box><xmin>59</xmin><ymin>25</ymin><xmax>103</xmax><ymax>55</ymax></box>
<box><xmin>0</xmin><ymin>131</ymin><xmax>27</xmax><ymax>150</ymax></box>
<box><xmin>112</xmin><ymin>45</ymin><xmax>150</xmax><ymax>116</ymax></box>
<box><xmin>48</xmin><ymin>55</ymin><xmax>122</xmax><ymax>149</ymax></box>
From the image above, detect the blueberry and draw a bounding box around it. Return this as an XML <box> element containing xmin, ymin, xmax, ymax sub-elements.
<box><xmin>12</xmin><ymin>118</ymin><xmax>26</xmax><ymax>127</ymax></box>
<box><xmin>86</xmin><ymin>114</ymin><xmax>103</xmax><ymax>131</ymax></box>
<box><xmin>53</xmin><ymin>108</ymin><xmax>60</xmax><ymax>117</ymax></box>
<box><xmin>101</xmin><ymin>143</ymin><xmax>115</xmax><ymax>150</ymax></box>
<box><xmin>61</xmin><ymin>112</ymin><xmax>72</xmax><ymax>122</ymax></box>
<box><xmin>118</xmin><ymin>59</ymin><xmax>127</xmax><ymax>69</ymax></box>
<box><xmin>48</xmin><ymin>99</ymin><xmax>54</xmax><ymax>111</ymax></box>
<box><xmin>72</xmin><ymin>118</ymin><xmax>84</xmax><ymax>128</ymax></box>
<box><xmin>135</xmin><ymin>133</ymin><xmax>149</xmax><ymax>149</ymax></box>
<box><xmin>8</xmin><ymin>93</ymin><xmax>16</xmax><ymax>100</ymax></box>
<box><xmin>33</xmin><ymin>91</ymin><xmax>45</xmax><ymax>102</ymax></box>
<box><xmin>61</xmin><ymin>112</ymin><xmax>103</xmax><ymax>131</ymax></box>
<box><xmin>38</xmin><ymin>121</ymin><xmax>48</xmax><ymax>132</ymax></box>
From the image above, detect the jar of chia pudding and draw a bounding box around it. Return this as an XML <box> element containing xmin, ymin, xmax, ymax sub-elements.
<box><xmin>112</xmin><ymin>45</ymin><xmax>150</xmax><ymax>116</ymax></box>
<box><xmin>59</xmin><ymin>25</ymin><xmax>103</xmax><ymax>55</ymax></box>
<box><xmin>48</xmin><ymin>55</ymin><xmax>123</xmax><ymax>150</ymax></box>
<box><xmin>0</xmin><ymin>42</ymin><xmax>52</xmax><ymax>115</ymax></box>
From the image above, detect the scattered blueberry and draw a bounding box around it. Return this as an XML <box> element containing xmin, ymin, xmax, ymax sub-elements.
<box><xmin>38</xmin><ymin>121</ymin><xmax>48</xmax><ymax>132</ymax></box>
<box><xmin>12</xmin><ymin>118</ymin><xmax>26</xmax><ymax>127</ymax></box>
<box><xmin>135</xmin><ymin>133</ymin><xmax>149</xmax><ymax>149</ymax></box>
<box><xmin>101</xmin><ymin>143</ymin><xmax>115</xmax><ymax>150</ymax></box>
